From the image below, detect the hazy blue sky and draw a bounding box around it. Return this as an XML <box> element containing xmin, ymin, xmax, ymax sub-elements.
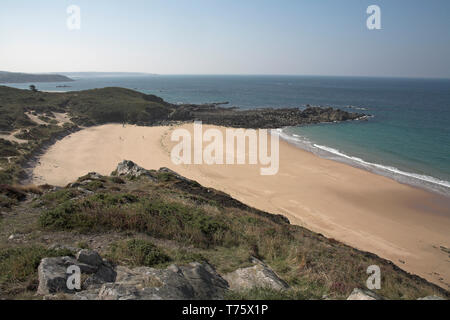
<box><xmin>1</xmin><ymin>0</ymin><xmax>449</xmax><ymax>77</ymax></box>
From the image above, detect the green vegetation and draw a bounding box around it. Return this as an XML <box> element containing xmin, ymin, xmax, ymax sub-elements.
<box><xmin>0</xmin><ymin>246</ymin><xmax>73</xmax><ymax>297</ymax></box>
<box><xmin>109</xmin><ymin>176</ymin><xmax>125</xmax><ymax>184</ymax></box>
<box><xmin>0</xmin><ymin>71</ymin><xmax>73</xmax><ymax>84</ymax></box>
<box><xmin>225</xmin><ymin>287</ymin><xmax>312</xmax><ymax>300</ymax></box>
<box><xmin>108</xmin><ymin>239</ymin><xmax>171</xmax><ymax>268</ymax></box>
<box><xmin>0</xmin><ymin>85</ymin><xmax>174</xmax><ymax>185</ymax></box>
<box><xmin>38</xmin><ymin>188</ymin><xmax>80</xmax><ymax>207</ymax></box>
<box><xmin>0</xmin><ymin>85</ymin><xmax>446</xmax><ymax>300</ymax></box>
<box><xmin>27</xmin><ymin>172</ymin><xmax>447</xmax><ymax>300</ymax></box>
<box><xmin>0</xmin><ymin>139</ymin><xmax>19</xmax><ymax>157</ymax></box>
<box><xmin>39</xmin><ymin>192</ymin><xmax>229</xmax><ymax>248</ymax></box>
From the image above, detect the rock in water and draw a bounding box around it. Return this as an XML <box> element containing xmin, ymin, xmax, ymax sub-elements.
<box><xmin>347</xmin><ymin>288</ymin><xmax>383</xmax><ymax>300</ymax></box>
<box><xmin>223</xmin><ymin>258</ymin><xmax>289</xmax><ymax>292</ymax></box>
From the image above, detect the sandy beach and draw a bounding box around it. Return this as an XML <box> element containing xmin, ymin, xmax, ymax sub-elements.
<box><xmin>32</xmin><ymin>123</ymin><xmax>450</xmax><ymax>289</ymax></box>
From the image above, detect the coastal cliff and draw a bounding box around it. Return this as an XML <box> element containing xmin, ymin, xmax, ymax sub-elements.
<box><xmin>0</xmin><ymin>161</ymin><xmax>447</xmax><ymax>300</ymax></box>
<box><xmin>0</xmin><ymin>71</ymin><xmax>74</xmax><ymax>84</ymax></box>
<box><xmin>0</xmin><ymin>86</ymin><xmax>365</xmax><ymax>185</ymax></box>
<box><xmin>0</xmin><ymin>86</ymin><xmax>448</xmax><ymax>300</ymax></box>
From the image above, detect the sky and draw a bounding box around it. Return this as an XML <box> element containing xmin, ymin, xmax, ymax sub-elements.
<box><xmin>1</xmin><ymin>0</ymin><xmax>450</xmax><ymax>78</ymax></box>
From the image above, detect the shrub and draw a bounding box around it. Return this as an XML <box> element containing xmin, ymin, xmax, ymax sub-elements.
<box><xmin>40</xmin><ymin>188</ymin><xmax>79</xmax><ymax>206</ymax></box>
<box><xmin>108</xmin><ymin>239</ymin><xmax>171</xmax><ymax>267</ymax></box>
<box><xmin>39</xmin><ymin>195</ymin><xmax>230</xmax><ymax>248</ymax></box>
<box><xmin>0</xmin><ymin>246</ymin><xmax>73</xmax><ymax>295</ymax></box>
<box><xmin>84</xmin><ymin>180</ymin><xmax>104</xmax><ymax>191</ymax></box>
<box><xmin>109</xmin><ymin>176</ymin><xmax>125</xmax><ymax>184</ymax></box>
<box><xmin>39</xmin><ymin>201</ymin><xmax>78</xmax><ymax>230</ymax></box>
<box><xmin>224</xmin><ymin>287</ymin><xmax>309</xmax><ymax>300</ymax></box>
<box><xmin>0</xmin><ymin>139</ymin><xmax>19</xmax><ymax>157</ymax></box>
<box><xmin>81</xmin><ymin>193</ymin><xmax>138</xmax><ymax>207</ymax></box>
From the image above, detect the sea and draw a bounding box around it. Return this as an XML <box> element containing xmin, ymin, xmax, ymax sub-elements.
<box><xmin>6</xmin><ymin>74</ymin><xmax>450</xmax><ymax>196</ymax></box>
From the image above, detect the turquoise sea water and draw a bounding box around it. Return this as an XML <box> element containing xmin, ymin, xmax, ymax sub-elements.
<box><xmin>6</xmin><ymin>75</ymin><xmax>450</xmax><ymax>196</ymax></box>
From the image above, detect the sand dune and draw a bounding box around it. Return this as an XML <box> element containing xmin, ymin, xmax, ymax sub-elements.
<box><xmin>32</xmin><ymin>123</ymin><xmax>450</xmax><ymax>289</ymax></box>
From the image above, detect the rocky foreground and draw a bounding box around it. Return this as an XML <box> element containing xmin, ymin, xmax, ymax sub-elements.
<box><xmin>37</xmin><ymin>248</ymin><xmax>444</xmax><ymax>300</ymax></box>
<box><xmin>1</xmin><ymin>161</ymin><xmax>447</xmax><ymax>300</ymax></box>
<box><xmin>38</xmin><ymin>248</ymin><xmax>283</xmax><ymax>300</ymax></box>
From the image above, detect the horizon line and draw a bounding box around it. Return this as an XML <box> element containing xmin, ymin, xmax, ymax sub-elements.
<box><xmin>2</xmin><ymin>70</ymin><xmax>450</xmax><ymax>80</ymax></box>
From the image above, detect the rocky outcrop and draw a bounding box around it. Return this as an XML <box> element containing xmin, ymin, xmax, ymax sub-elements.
<box><xmin>113</xmin><ymin>160</ymin><xmax>153</xmax><ymax>179</ymax></box>
<box><xmin>346</xmin><ymin>289</ymin><xmax>447</xmax><ymax>300</ymax></box>
<box><xmin>76</xmin><ymin>249</ymin><xmax>103</xmax><ymax>267</ymax></box>
<box><xmin>346</xmin><ymin>288</ymin><xmax>383</xmax><ymax>300</ymax></box>
<box><xmin>223</xmin><ymin>258</ymin><xmax>289</xmax><ymax>292</ymax></box>
<box><xmin>37</xmin><ymin>251</ymin><xmax>116</xmax><ymax>295</ymax></box>
<box><xmin>168</xmin><ymin>104</ymin><xmax>367</xmax><ymax>129</ymax></box>
<box><xmin>95</xmin><ymin>263</ymin><xmax>228</xmax><ymax>300</ymax></box>
<box><xmin>38</xmin><ymin>250</ymin><xmax>228</xmax><ymax>300</ymax></box>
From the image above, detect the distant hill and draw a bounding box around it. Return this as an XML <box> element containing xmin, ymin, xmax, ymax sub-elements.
<box><xmin>58</xmin><ymin>72</ymin><xmax>158</xmax><ymax>78</ymax></box>
<box><xmin>0</xmin><ymin>71</ymin><xmax>74</xmax><ymax>83</ymax></box>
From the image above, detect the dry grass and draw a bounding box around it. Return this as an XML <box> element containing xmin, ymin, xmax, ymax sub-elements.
<box><xmin>1</xmin><ymin>170</ymin><xmax>448</xmax><ymax>300</ymax></box>
<box><xmin>12</xmin><ymin>184</ymin><xmax>43</xmax><ymax>195</ymax></box>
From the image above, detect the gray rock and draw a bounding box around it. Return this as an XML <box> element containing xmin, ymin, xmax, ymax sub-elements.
<box><xmin>417</xmin><ymin>295</ymin><xmax>445</xmax><ymax>300</ymax></box>
<box><xmin>37</xmin><ymin>256</ymin><xmax>97</xmax><ymax>295</ymax></box>
<box><xmin>98</xmin><ymin>263</ymin><xmax>228</xmax><ymax>300</ymax></box>
<box><xmin>180</xmin><ymin>262</ymin><xmax>229</xmax><ymax>299</ymax></box>
<box><xmin>86</xmin><ymin>172</ymin><xmax>103</xmax><ymax>179</ymax></box>
<box><xmin>114</xmin><ymin>160</ymin><xmax>150</xmax><ymax>178</ymax></box>
<box><xmin>38</xmin><ymin>249</ymin><xmax>226</xmax><ymax>300</ymax></box>
<box><xmin>76</xmin><ymin>249</ymin><xmax>103</xmax><ymax>267</ymax></box>
<box><xmin>347</xmin><ymin>288</ymin><xmax>383</xmax><ymax>300</ymax></box>
<box><xmin>68</xmin><ymin>182</ymin><xmax>80</xmax><ymax>188</ymax></box>
<box><xmin>77</xmin><ymin>187</ymin><xmax>94</xmax><ymax>194</ymax></box>
<box><xmin>82</xmin><ymin>263</ymin><xmax>117</xmax><ymax>290</ymax></box>
<box><xmin>223</xmin><ymin>258</ymin><xmax>289</xmax><ymax>292</ymax></box>
<box><xmin>37</xmin><ymin>254</ymin><xmax>115</xmax><ymax>295</ymax></box>
<box><xmin>38</xmin><ymin>257</ymin><xmax>72</xmax><ymax>295</ymax></box>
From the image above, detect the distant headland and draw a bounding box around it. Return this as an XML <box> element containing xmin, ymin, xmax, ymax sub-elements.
<box><xmin>0</xmin><ymin>71</ymin><xmax>74</xmax><ymax>84</ymax></box>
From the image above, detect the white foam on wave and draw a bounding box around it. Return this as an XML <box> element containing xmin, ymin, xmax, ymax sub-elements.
<box><xmin>313</xmin><ymin>144</ymin><xmax>450</xmax><ymax>189</ymax></box>
<box><xmin>275</xmin><ymin>128</ymin><xmax>450</xmax><ymax>196</ymax></box>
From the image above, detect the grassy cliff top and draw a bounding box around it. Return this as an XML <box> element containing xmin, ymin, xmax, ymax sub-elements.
<box><xmin>0</xmin><ymin>85</ymin><xmax>171</xmax><ymax>131</ymax></box>
<box><xmin>0</xmin><ymin>86</ymin><xmax>174</xmax><ymax>184</ymax></box>
<box><xmin>0</xmin><ymin>165</ymin><xmax>447</xmax><ymax>299</ymax></box>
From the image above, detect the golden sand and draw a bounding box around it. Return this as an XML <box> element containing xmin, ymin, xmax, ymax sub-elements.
<box><xmin>32</xmin><ymin>123</ymin><xmax>450</xmax><ymax>289</ymax></box>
